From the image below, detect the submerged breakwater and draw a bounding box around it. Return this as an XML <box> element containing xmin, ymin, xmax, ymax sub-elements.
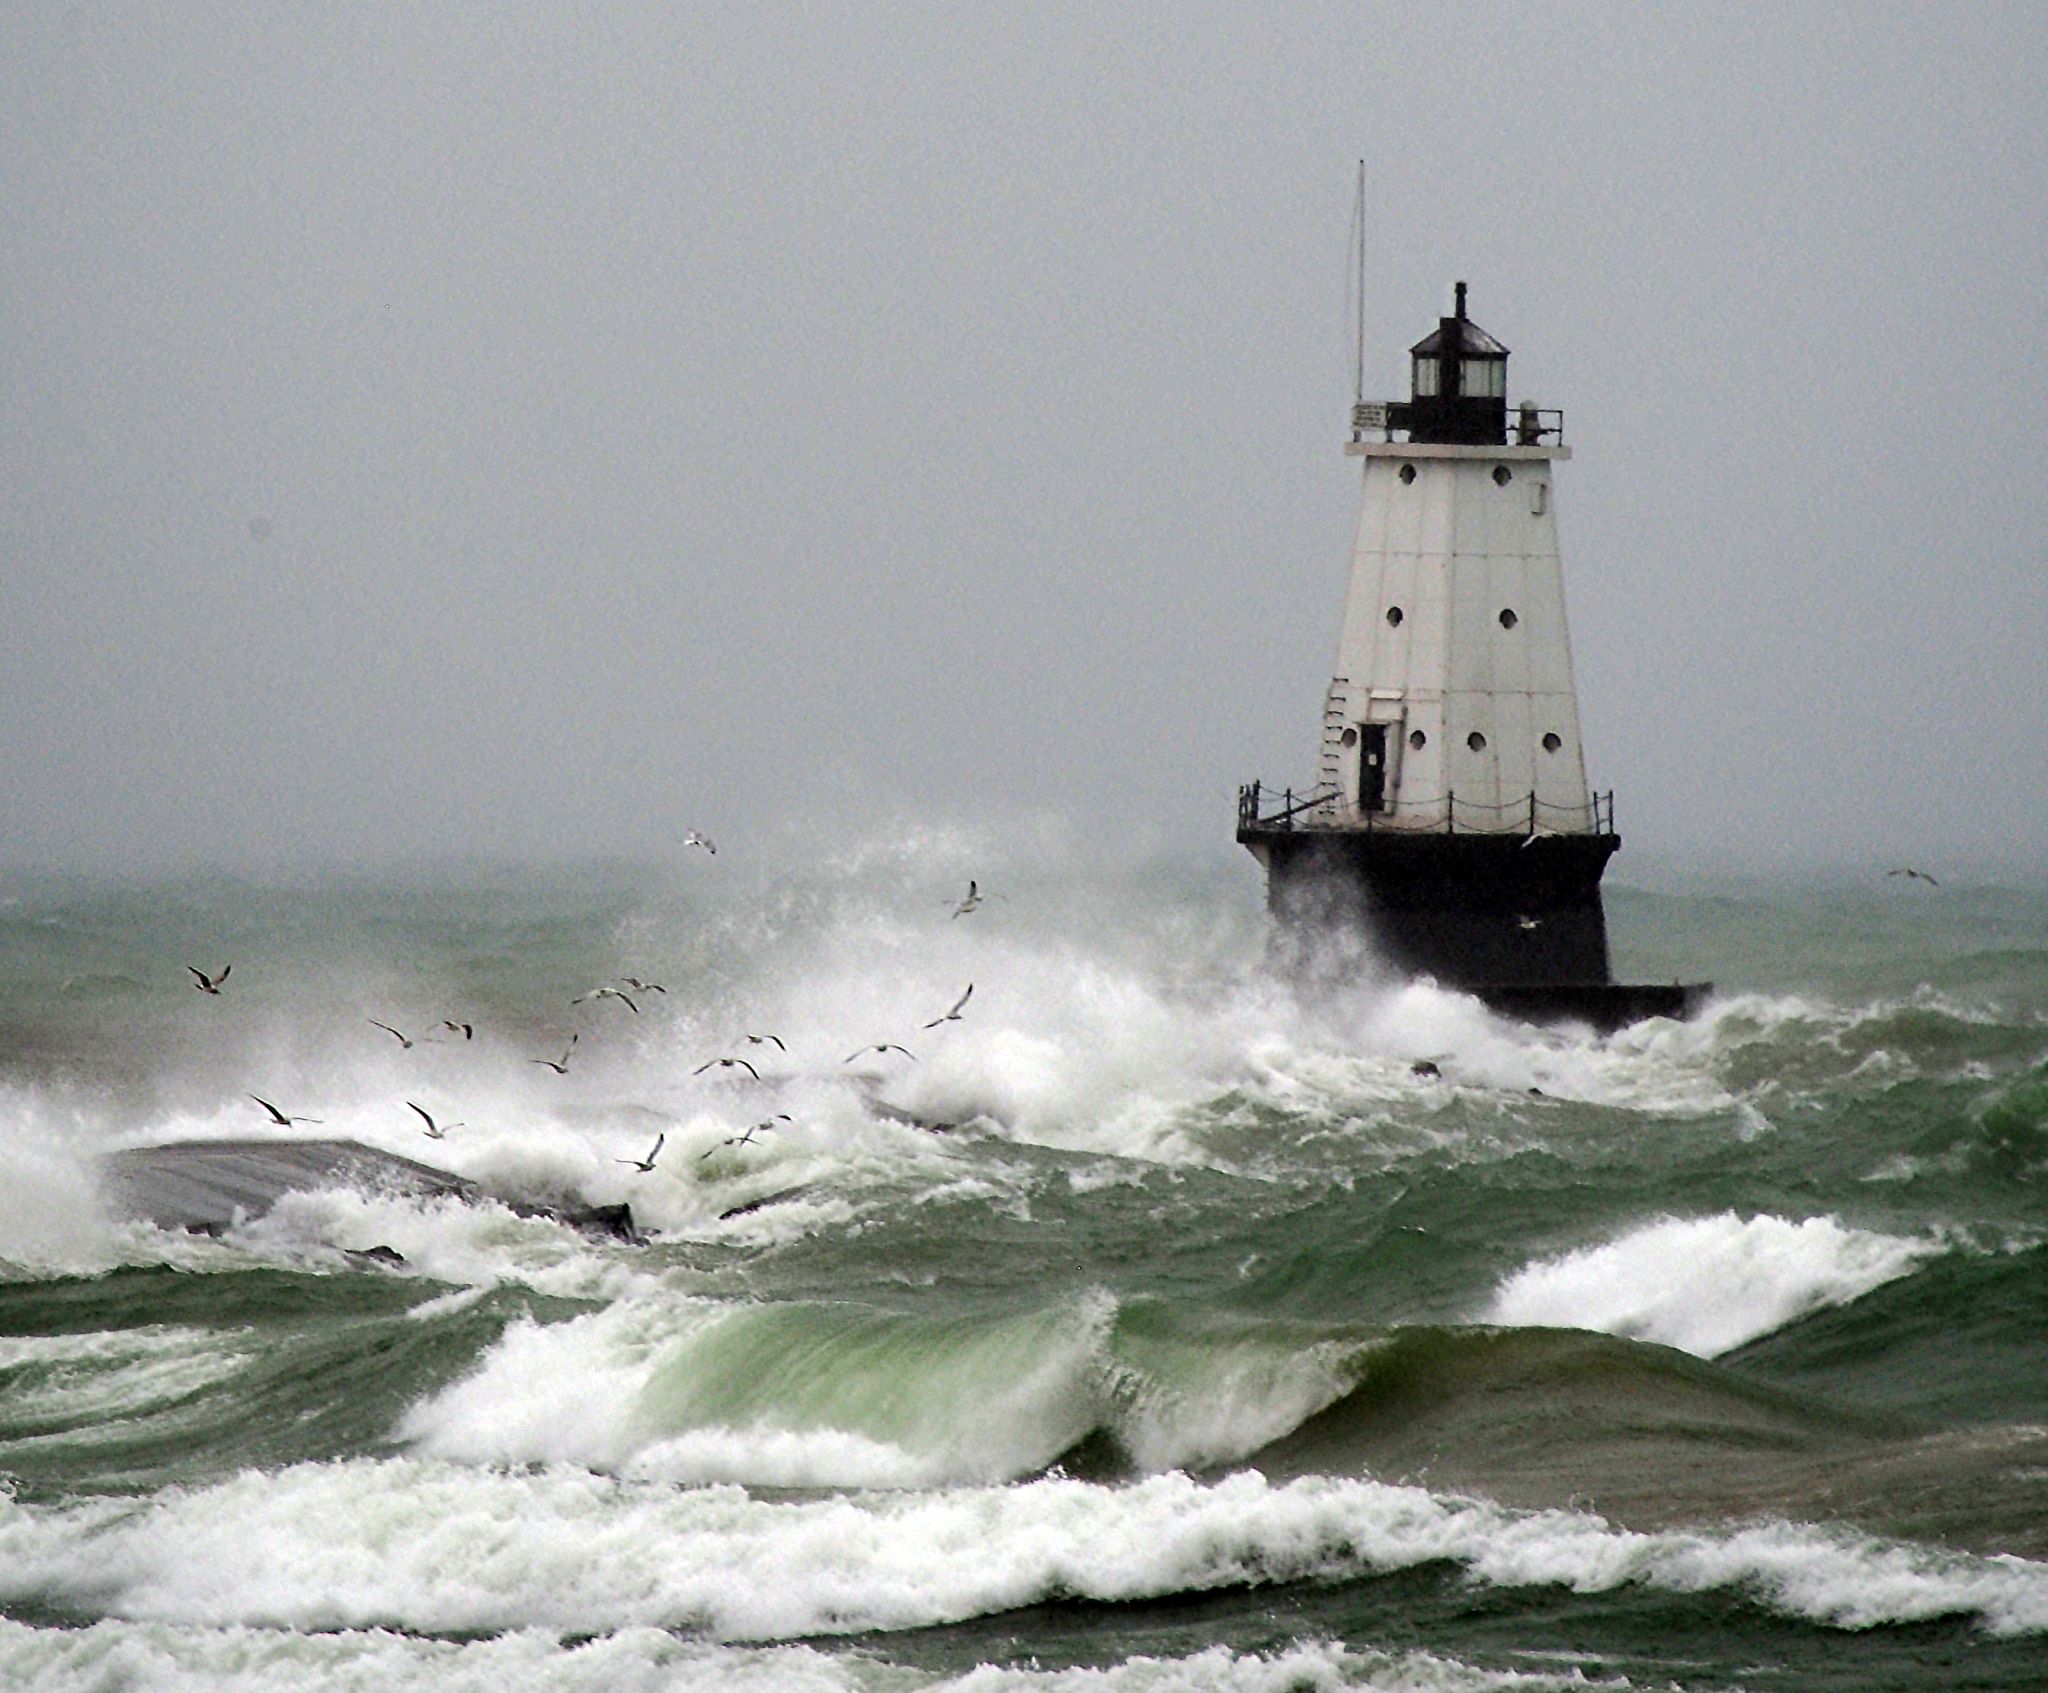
<box><xmin>0</xmin><ymin>841</ymin><xmax>2044</xmax><ymax>1690</ymax></box>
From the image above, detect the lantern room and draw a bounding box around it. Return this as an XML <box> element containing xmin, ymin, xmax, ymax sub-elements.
<box><xmin>1386</xmin><ymin>280</ymin><xmax>1509</xmax><ymax>446</ymax></box>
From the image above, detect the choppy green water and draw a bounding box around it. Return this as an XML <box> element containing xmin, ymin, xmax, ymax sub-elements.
<box><xmin>0</xmin><ymin>846</ymin><xmax>2043</xmax><ymax>1690</ymax></box>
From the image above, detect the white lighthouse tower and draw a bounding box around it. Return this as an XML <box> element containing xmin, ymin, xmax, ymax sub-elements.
<box><xmin>1238</xmin><ymin>282</ymin><xmax>1703</xmax><ymax>1027</ymax></box>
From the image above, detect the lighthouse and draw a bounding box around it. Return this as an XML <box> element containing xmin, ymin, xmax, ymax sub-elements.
<box><xmin>1237</xmin><ymin>282</ymin><xmax>1704</xmax><ymax>1029</ymax></box>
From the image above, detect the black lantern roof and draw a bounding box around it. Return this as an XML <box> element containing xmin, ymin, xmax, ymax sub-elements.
<box><xmin>1409</xmin><ymin>317</ymin><xmax>1508</xmax><ymax>359</ymax></box>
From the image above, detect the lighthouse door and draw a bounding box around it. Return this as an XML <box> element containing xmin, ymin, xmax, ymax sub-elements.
<box><xmin>1359</xmin><ymin>725</ymin><xmax>1389</xmax><ymax>813</ymax></box>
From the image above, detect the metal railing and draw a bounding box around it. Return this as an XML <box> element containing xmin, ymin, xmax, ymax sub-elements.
<box><xmin>1238</xmin><ymin>781</ymin><xmax>1613</xmax><ymax>836</ymax></box>
<box><xmin>1345</xmin><ymin>403</ymin><xmax>1566</xmax><ymax>447</ymax></box>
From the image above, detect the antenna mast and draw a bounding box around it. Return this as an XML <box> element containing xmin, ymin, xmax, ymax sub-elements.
<box><xmin>1353</xmin><ymin>160</ymin><xmax>1366</xmax><ymax>407</ymax></box>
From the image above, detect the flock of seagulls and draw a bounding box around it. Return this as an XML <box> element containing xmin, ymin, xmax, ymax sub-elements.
<box><xmin>192</xmin><ymin>838</ymin><xmax>1946</xmax><ymax>1186</ymax></box>
<box><xmin>185</xmin><ymin>851</ymin><xmax>1004</xmax><ymax>1185</ymax></box>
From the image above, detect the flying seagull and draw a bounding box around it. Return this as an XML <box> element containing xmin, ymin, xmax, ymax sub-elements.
<box><xmin>573</xmin><ymin>986</ymin><xmax>639</xmax><ymax>1014</ymax></box>
<box><xmin>368</xmin><ymin>1019</ymin><xmax>416</xmax><ymax>1049</ymax></box>
<box><xmin>844</xmin><ymin>1043</ymin><xmax>916</xmax><ymax>1064</ymax></box>
<box><xmin>693</xmin><ymin>1056</ymin><xmax>761</xmax><ymax>1081</ymax></box>
<box><xmin>188</xmin><ymin>964</ymin><xmax>231</xmax><ymax>995</ymax></box>
<box><xmin>618</xmin><ymin>977</ymin><xmax>667</xmax><ymax>995</ymax></box>
<box><xmin>531</xmin><ymin>1033</ymin><xmax>578</xmax><ymax>1074</ymax></box>
<box><xmin>698</xmin><ymin>1117</ymin><xmax>790</xmax><ymax>1159</ymax></box>
<box><xmin>249</xmin><ymin>1094</ymin><xmax>321</xmax><ymax>1126</ymax></box>
<box><xmin>1886</xmin><ymin>867</ymin><xmax>1941</xmax><ymax>886</ymax></box>
<box><xmin>437</xmin><ymin>1020</ymin><xmax>475</xmax><ymax>1041</ymax></box>
<box><xmin>617</xmin><ymin>1132</ymin><xmax>665</xmax><ymax>1173</ymax></box>
<box><xmin>408</xmin><ymin>1101</ymin><xmax>463</xmax><ymax>1139</ymax></box>
<box><xmin>922</xmin><ymin>983</ymin><xmax>973</xmax><ymax>1029</ymax></box>
<box><xmin>683</xmin><ymin>830</ymin><xmax>717</xmax><ymax>855</ymax></box>
<box><xmin>744</xmin><ymin>1033</ymin><xmax>786</xmax><ymax>1051</ymax></box>
<box><xmin>947</xmin><ymin>880</ymin><xmax>1005</xmax><ymax>918</ymax></box>
<box><xmin>1514</xmin><ymin>915</ymin><xmax>1544</xmax><ymax>932</ymax></box>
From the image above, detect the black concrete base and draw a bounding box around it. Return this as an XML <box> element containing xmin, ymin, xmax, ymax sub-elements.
<box><xmin>1471</xmin><ymin>981</ymin><xmax>1708</xmax><ymax>1032</ymax></box>
<box><xmin>1242</xmin><ymin>826</ymin><xmax>1619</xmax><ymax>986</ymax></box>
<box><xmin>1238</xmin><ymin>823</ymin><xmax>1708</xmax><ymax>1031</ymax></box>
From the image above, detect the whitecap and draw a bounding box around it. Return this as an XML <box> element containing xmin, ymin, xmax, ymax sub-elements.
<box><xmin>1483</xmin><ymin>1212</ymin><xmax>1941</xmax><ymax>1356</ymax></box>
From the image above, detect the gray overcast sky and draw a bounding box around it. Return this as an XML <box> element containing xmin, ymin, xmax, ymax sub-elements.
<box><xmin>4</xmin><ymin>3</ymin><xmax>2044</xmax><ymax>876</ymax></box>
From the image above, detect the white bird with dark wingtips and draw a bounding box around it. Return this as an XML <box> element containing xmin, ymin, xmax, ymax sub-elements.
<box><xmin>1887</xmin><ymin>867</ymin><xmax>1941</xmax><ymax>887</ymax></box>
<box><xmin>250</xmin><ymin>1094</ymin><xmax>321</xmax><ymax>1126</ymax></box>
<box><xmin>948</xmin><ymin>880</ymin><xmax>998</xmax><ymax>918</ymax></box>
<box><xmin>617</xmin><ymin>1132</ymin><xmax>665</xmax><ymax>1173</ymax></box>
<box><xmin>693</xmin><ymin>1056</ymin><xmax>761</xmax><ymax>1081</ymax></box>
<box><xmin>531</xmin><ymin>1033</ymin><xmax>578</xmax><ymax>1074</ymax></box>
<box><xmin>572</xmin><ymin>986</ymin><xmax>639</xmax><ymax>1014</ymax></box>
<box><xmin>408</xmin><ymin>1101</ymin><xmax>463</xmax><ymax>1140</ymax></box>
<box><xmin>188</xmin><ymin>965</ymin><xmax>231</xmax><ymax>995</ymax></box>
<box><xmin>922</xmin><ymin>983</ymin><xmax>973</xmax><ymax>1029</ymax></box>
<box><xmin>744</xmin><ymin>1033</ymin><xmax>786</xmax><ymax>1051</ymax></box>
<box><xmin>699</xmin><ymin>1117</ymin><xmax>790</xmax><ymax>1159</ymax></box>
<box><xmin>683</xmin><ymin>830</ymin><xmax>717</xmax><ymax>855</ymax></box>
<box><xmin>437</xmin><ymin>1020</ymin><xmax>475</xmax><ymax>1041</ymax></box>
<box><xmin>369</xmin><ymin>1019</ymin><xmax>416</xmax><ymax>1049</ymax></box>
<box><xmin>618</xmin><ymin>977</ymin><xmax>667</xmax><ymax>995</ymax></box>
<box><xmin>844</xmin><ymin>1043</ymin><xmax>916</xmax><ymax>1064</ymax></box>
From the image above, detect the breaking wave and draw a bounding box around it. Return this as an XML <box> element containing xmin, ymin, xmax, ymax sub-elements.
<box><xmin>1483</xmin><ymin>1212</ymin><xmax>1944</xmax><ymax>1357</ymax></box>
<box><xmin>2</xmin><ymin>1461</ymin><xmax>2043</xmax><ymax>1641</ymax></box>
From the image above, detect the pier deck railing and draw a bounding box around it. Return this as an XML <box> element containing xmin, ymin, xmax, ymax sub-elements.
<box><xmin>1237</xmin><ymin>782</ymin><xmax>1614</xmax><ymax>837</ymax></box>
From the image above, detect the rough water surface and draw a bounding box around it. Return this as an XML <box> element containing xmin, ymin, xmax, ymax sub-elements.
<box><xmin>1</xmin><ymin>840</ymin><xmax>2044</xmax><ymax>1691</ymax></box>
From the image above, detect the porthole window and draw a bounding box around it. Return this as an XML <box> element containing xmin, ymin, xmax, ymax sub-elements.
<box><xmin>1492</xmin><ymin>465</ymin><xmax>1513</xmax><ymax>487</ymax></box>
<box><xmin>1340</xmin><ymin>727</ymin><xmax>1358</xmax><ymax>747</ymax></box>
<box><xmin>1408</xmin><ymin>729</ymin><xmax>1426</xmax><ymax>751</ymax></box>
<box><xmin>1398</xmin><ymin>464</ymin><xmax>1417</xmax><ymax>485</ymax></box>
<box><xmin>1467</xmin><ymin>731</ymin><xmax>1487</xmax><ymax>752</ymax></box>
<box><xmin>1385</xmin><ymin>606</ymin><xmax>1404</xmax><ymax>627</ymax></box>
<box><xmin>1498</xmin><ymin>608</ymin><xmax>1519</xmax><ymax>629</ymax></box>
<box><xmin>1542</xmin><ymin>732</ymin><xmax>1562</xmax><ymax>753</ymax></box>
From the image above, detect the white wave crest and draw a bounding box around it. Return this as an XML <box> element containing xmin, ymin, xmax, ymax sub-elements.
<box><xmin>1484</xmin><ymin>1212</ymin><xmax>1941</xmax><ymax>1357</ymax></box>
<box><xmin>0</xmin><ymin>1617</ymin><xmax>1598</xmax><ymax>1693</ymax></box>
<box><xmin>0</xmin><ymin>1462</ymin><xmax>2042</xmax><ymax>1641</ymax></box>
